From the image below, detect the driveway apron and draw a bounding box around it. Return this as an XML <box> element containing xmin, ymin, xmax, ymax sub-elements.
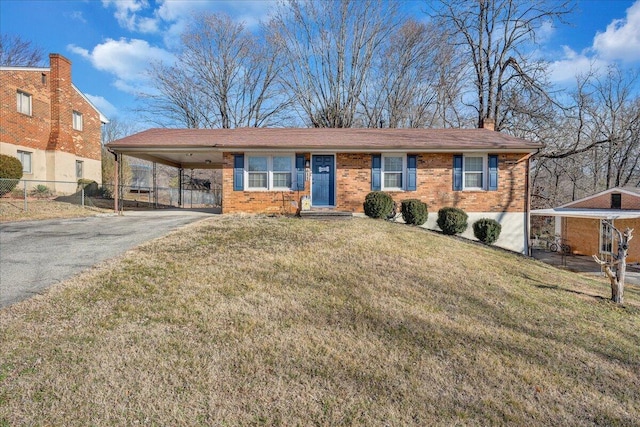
<box><xmin>0</xmin><ymin>209</ymin><xmax>215</xmax><ymax>308</ymax></box>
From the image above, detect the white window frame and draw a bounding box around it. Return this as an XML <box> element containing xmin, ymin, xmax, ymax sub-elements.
<box><xmin>381</xmin><ymin>154</ymin><xmax>406</xmax><ymax>191</ymax></box>
<box><xmin>17</xmin><ymin>91</ymin><xmax>32</xmax><ymax>116</ymax></box>
<box><xmin>18</xmin><ymin>150</ymin><xmax>32</xmax><ymax>174</ymax></box>
<box><xmin>76</xmin><ymin>160</ymin><xmax>84</xmax><ymax>179</ymax></box>
<box><xmin>73</xmin><ymin>111</ymin><xmax>83</xmax><ymax>131</ymax></box>
<box><xmin>600</xmin><ymin>219</ymin><xmax>614</xmax><ymax>255</ymax></box>
<box><xmin>245</xmin><ymin>154</ymin><xmax>295</xmax><ymax>191</ymax></box>
<box><xmin>462</xmin><ymin>154</ymin><xmax>487</xmax><ymax>191</ymax></box>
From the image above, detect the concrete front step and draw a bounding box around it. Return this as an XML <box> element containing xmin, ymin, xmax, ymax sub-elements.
<box><xmin>299</xmin><ymin>210</ymin><xmax>353</xmax><ymax>220</ymax></box>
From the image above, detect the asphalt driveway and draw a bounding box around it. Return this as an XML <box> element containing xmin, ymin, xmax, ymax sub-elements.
<box><xmin>0</xmin><ymin>209</ymin><xmax>217</xmax><ymax>308</ymax></box>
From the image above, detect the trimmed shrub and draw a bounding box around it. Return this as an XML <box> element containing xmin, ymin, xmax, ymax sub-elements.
<box><xmin>401</xmin><ymin>199</ymin><xmax>428</xmax><ymax>226</ymax></box>
<box><xmin>473</xmin><ymin>218</ymin><xmax>502</xmax><ymax>245</ymax></box>
<box><xmin>363</xmin><ymin>191</ymin><xmax>394</xmax><ymax>219</ymax></box>
<box><xmin>77</xmin><ymin>179</ymin><xmax>99</xmax><ymax>197</ymax></box>
<box><xmin>437</xmin><ymin>207</ymin><xmax>468</xmax><ymax>235</ymax></box>
<box><xmin>0</xmin><ymin>154</ymin><xmax>23</xmax><ymax>196</ymax></box>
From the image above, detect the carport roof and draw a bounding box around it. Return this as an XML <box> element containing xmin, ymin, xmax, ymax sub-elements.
<box><xmin>106</xmin><ymin>127</ymin><xmax>543</xmax><ymax>169</ymax></box>
<box><xmin>531</xmin><ymin>208</ymin><xmax>640</xmax><ymax>220</ymax></box>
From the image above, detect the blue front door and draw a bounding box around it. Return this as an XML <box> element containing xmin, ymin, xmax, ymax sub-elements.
<box><xmin>312</xmin><ymin>155</ymin><xmax>335</xmax><ymax>206</ymax></box>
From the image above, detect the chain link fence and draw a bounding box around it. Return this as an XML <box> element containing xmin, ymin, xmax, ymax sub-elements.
<box><xmin>0</xmin><ymin>178</ymin><xmax>222</xmax><ymax>213</ymax></box>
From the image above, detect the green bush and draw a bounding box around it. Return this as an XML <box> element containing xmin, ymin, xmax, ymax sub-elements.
<box><xmin>473</xmin><ymin>218</ymin><xmax>502</xmax><ymax>245</ymax></box>
<box><xmin>363</xmin><ymin>191</ymin><xmax>394</xmax><ymax>219</ymax></box>
<box><xmin>401</xmin><ymin>199</ymin><xmax>428</xmax><ymax>226</ymax></box>
<box><xmin>31</xmin><ymin>184</ymin><xmax>52</xmax><ymax>198</ymax></box>
<box><xmin>0</xmin><ymin>154</ymin><xmax>23</xmax><ymax>196</ymax></box>
<box><xmin>437</xmin><ymin>207</ymin><xmax>468</xmax><ymax>235</ymax></box>
<box><xmin>77</xmin><ymin>179</ymin><xmax>99</xmax><ymax>197</ymax></box>
<box><xmin>98</xmin><ymin>186</ymin><xmax>112</xmax><ymax>199</ymax></box>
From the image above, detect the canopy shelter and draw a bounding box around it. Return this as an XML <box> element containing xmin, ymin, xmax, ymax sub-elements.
<box><xmin>531</xmin><ymin>208</ymin><xmax>640</xmax><ymax>220</ymax></box>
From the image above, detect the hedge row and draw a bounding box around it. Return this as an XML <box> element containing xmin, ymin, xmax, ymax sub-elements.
<box><xmin>363</xmin><ymin>191</ymin><xmax>502</xmax><ymax>245</ymax></box>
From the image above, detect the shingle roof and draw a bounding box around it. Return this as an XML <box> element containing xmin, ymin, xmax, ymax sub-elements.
<box><xmin>107</xmin><ymin>127</ymin><xmax>543</xmax><ymax>152</ymax></box>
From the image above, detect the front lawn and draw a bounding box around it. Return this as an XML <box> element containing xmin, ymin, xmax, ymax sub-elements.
<box><xmin>1</xmin><ymin>216</ymin><xmax>638</xmax><ymax>425</ymax></box>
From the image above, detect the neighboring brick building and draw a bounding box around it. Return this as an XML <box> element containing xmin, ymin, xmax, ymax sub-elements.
<box><xmin>108</xmin><ymin>126</ymin><xmax>542</xmax><ymax>254</ymax></box>
<box><xmin>0</xmin><ymin>53</ymin><xmax>108</xmax><ymax>193</ymax></box>
<box><xmin>532</xmin><ymin>187</ymin><xmax>640</xmax><ymax>263</ymax></box>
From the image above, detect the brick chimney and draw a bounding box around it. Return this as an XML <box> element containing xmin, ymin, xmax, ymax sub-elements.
<box><xmin>480</xmin><ymin>118</ymin><xmax>495</xmax><ymax>131</ymax></box>
<box><xmin>47</xmin><ymin>53</ymin><xmax>74</xmax><ymax>152</ymax></box>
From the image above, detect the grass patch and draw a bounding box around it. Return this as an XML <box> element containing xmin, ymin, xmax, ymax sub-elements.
<box><xmin>0</xmin><ymin>216</ymin><xmax>638</xmax><ymax>425</ymax></box>
<box><xmin>0</xmin><ymin>199</ymin><xmax>111</xmax><ymax>222</ymax></box>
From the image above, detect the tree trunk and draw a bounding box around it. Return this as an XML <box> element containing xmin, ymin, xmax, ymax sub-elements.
<box><xmin>593</xmin><ymin>224</ymin><xmax>633</xmax><ymax>304</ymax></box>
<box><xmin>613</xmin><ymin>247</ymin><xmax>626</xmax><ymax>304</ymax></box>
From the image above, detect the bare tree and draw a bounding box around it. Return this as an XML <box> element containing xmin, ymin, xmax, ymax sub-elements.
<box><xmin>139</xmin><ymin>63</ymin><xmax>213</xmax><ymax>129</ymax></box>
<box><xmin>0</xmin><ymin>34</ymin><xmax>44</xmax><ymax>67</ymax></box>
<box><xmin>102</xmin><ymin>118</ymin><xmax>134</xmax><ymax>186</ymax></box>
<box><xmin>360</xmin><ymin>19</ymin><xmax>465</xmax><ymax>129</ymax></box>
<box><xmin>430</xmin><ymin>0</ymin><xmax>572</xmax><ymax>130</ymax></box>
<box><xmin>180</xmin><ymin>13</ymin><xmax>288</xmax><ymax>128</ymax></box>
<box><xmin>593</xmin><ymin>223</ymin><xmax>634</xmax><ymax>304</ymax></box>
<box><xmin>588</xmin><ymin>67</ymin><xmax>640</xmax><ymax>189</ymax></box>
<box><xmin>140</xmin><ymin>13</ymin><xmax>287</xmax><ymax>129</ymax></box>
<box><xmin>269</xmin><ymin>0</ymin><xmax>399</xmax><ymax>128</ymax></box>
<box><xmin>533</xmin><ymin>66</ymin><xmax>640</xmax><ymax>206</ymax></box>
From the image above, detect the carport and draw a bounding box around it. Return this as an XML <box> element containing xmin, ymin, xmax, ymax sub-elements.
<box><xmin>106</xmin><ymin>129</ymin><xmax>224</xmax><ymax>212</ymax></box>
<box><xmin>531</xmin><ymin>207</ymin><xmax>640</xmax><ymax>270</ymax></box>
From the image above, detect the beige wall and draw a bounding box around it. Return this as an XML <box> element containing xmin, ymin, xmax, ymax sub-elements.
<box><xmin>1</xmin><ymin>141</ymin><xmax>101</xmax><ymax>194</ymax></box>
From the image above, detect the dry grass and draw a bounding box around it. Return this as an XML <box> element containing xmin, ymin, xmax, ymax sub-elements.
<box><xmin>0</xmin><ymin>199</ymin><xmax>112</xmax><ymax>222</ymax></box>
<box><xmin>1</xmin><ymin>216</ymin><xmax>639</xmax><ymax>426</ymax></box>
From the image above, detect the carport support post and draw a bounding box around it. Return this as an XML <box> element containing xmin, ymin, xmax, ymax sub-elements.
<box><xmin>178</xmin><ymin>168</ymin><xmax>184</xmax><ymax>207</ymax></box>
<box><xmin>153</xmin><ymin>162</ymin><xmax>158</xmax><ymax>208</ymax></box>
<box><xmin>118</xmin><ymin>154</ymin><xmax>124</xmax><ymax>214</ymax></box>
<box><xmin>113</xmin><ymin>151</ymin><xmax>120</xmax><ymax>215</ymax></box>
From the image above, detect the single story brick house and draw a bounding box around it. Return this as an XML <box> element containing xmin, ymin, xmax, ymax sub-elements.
<box><xmin>107</xmin><ymin>126</ymin><xmax>542</xmax><ymax>253</ymax></box>
<box><xmin>531</xmin><ymin>187</ymin><xmax>640</xmax><ymax>263</ymax></box>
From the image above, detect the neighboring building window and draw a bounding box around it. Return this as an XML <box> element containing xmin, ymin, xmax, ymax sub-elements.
<box><xmin>76</xmin><ymin>160</ymin><xmax>84</xmax><ymax>179</ymax></box>
<box><xmin>382</xmin><ymin>155</ymin><xmax>404</xmax><ymax>190</ymax></box>
<box><xmin>17</xmin><ymin>151</ymin><xmax>32</xmax><ymax>174</ymax></box>
<box><xmin>611</xmin><ymin>193</ymin><xmax>622</xmax><ymax>209</ymax></box>
<box><xmin>600</xmin><ymin>220</ymin><xmax>613</xmax><ymax>254</ymax></box>
<box><xmin>246</xmin><ymin>155</ymin><xmax>294</xmax><ymax>190</ymax></box>
<box><xmin>17</xmin><ymin>91</ymin><xmax>32</xmax><ymax>115</ymax></box>
<box><xmin>464</xmin><ymin>156</ymin><xmax>484</xmax><ymax>189</ymax></box>
<box><xmin>73</xmin><ymin>111</ymin><xmax>83</xmax><ymax>131</ymax></box>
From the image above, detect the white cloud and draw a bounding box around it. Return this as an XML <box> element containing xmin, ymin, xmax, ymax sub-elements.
<box><xmin>68</xmin><ymin>11</ymin><xmax>87</xmax><ymax>24</ymax></box>
<box><xmin>85</xmin><ymin>94</ymin><xmax>118</xmax><ymax>118</ymax></box>
<box><xmin>67</xmin><ymin>39</ymin><xmax>174</xmax><ymax>94</ymax></box>
<box><xmin>547</xmin><ymin>46</ymin><xmax>609</xmax><ymax>84</ymax></box>
<box><xmin>537</xmin><ymin>20</ymin><xmax>555</xmax><ymax>44</ymax></box>
<box><xmin>101</xmin><ymin>0</ymin><xmax>151</xmax><ymax>32</ymax></box>
<box><xmin>593</xmin><ymin>0</ymin><xmax>640</xmax><ymax>62</ymax></box>
<box><xmin>102</xmin><ymin>0</ymin><xmax>277</xmax><ymax>44</ymax></box>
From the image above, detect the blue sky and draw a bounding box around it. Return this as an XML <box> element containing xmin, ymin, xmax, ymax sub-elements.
<box><xmin>2</xmin><ymin>0</ymin><xmax>639</xmax><ymax>129</ymax></box>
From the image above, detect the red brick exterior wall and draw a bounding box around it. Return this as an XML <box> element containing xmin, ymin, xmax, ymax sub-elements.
<box><xmin>568</xmin><ymin>192</ymin><xmax>640</xmax><ymax>210</ymax></box>
<box><xmin>0</xmin><ymin>54</ymin><xmax>101</xmax><ymax>161</ymax></box>
<box><xmin>565</xmin><ymin>217</ymin><xmax>640</xmax><ymax>263</ymax></box>
<box><xmin>222</xmin><ymin>152</ymin><xmax>529</xmax><ymax>215</ymax></box>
